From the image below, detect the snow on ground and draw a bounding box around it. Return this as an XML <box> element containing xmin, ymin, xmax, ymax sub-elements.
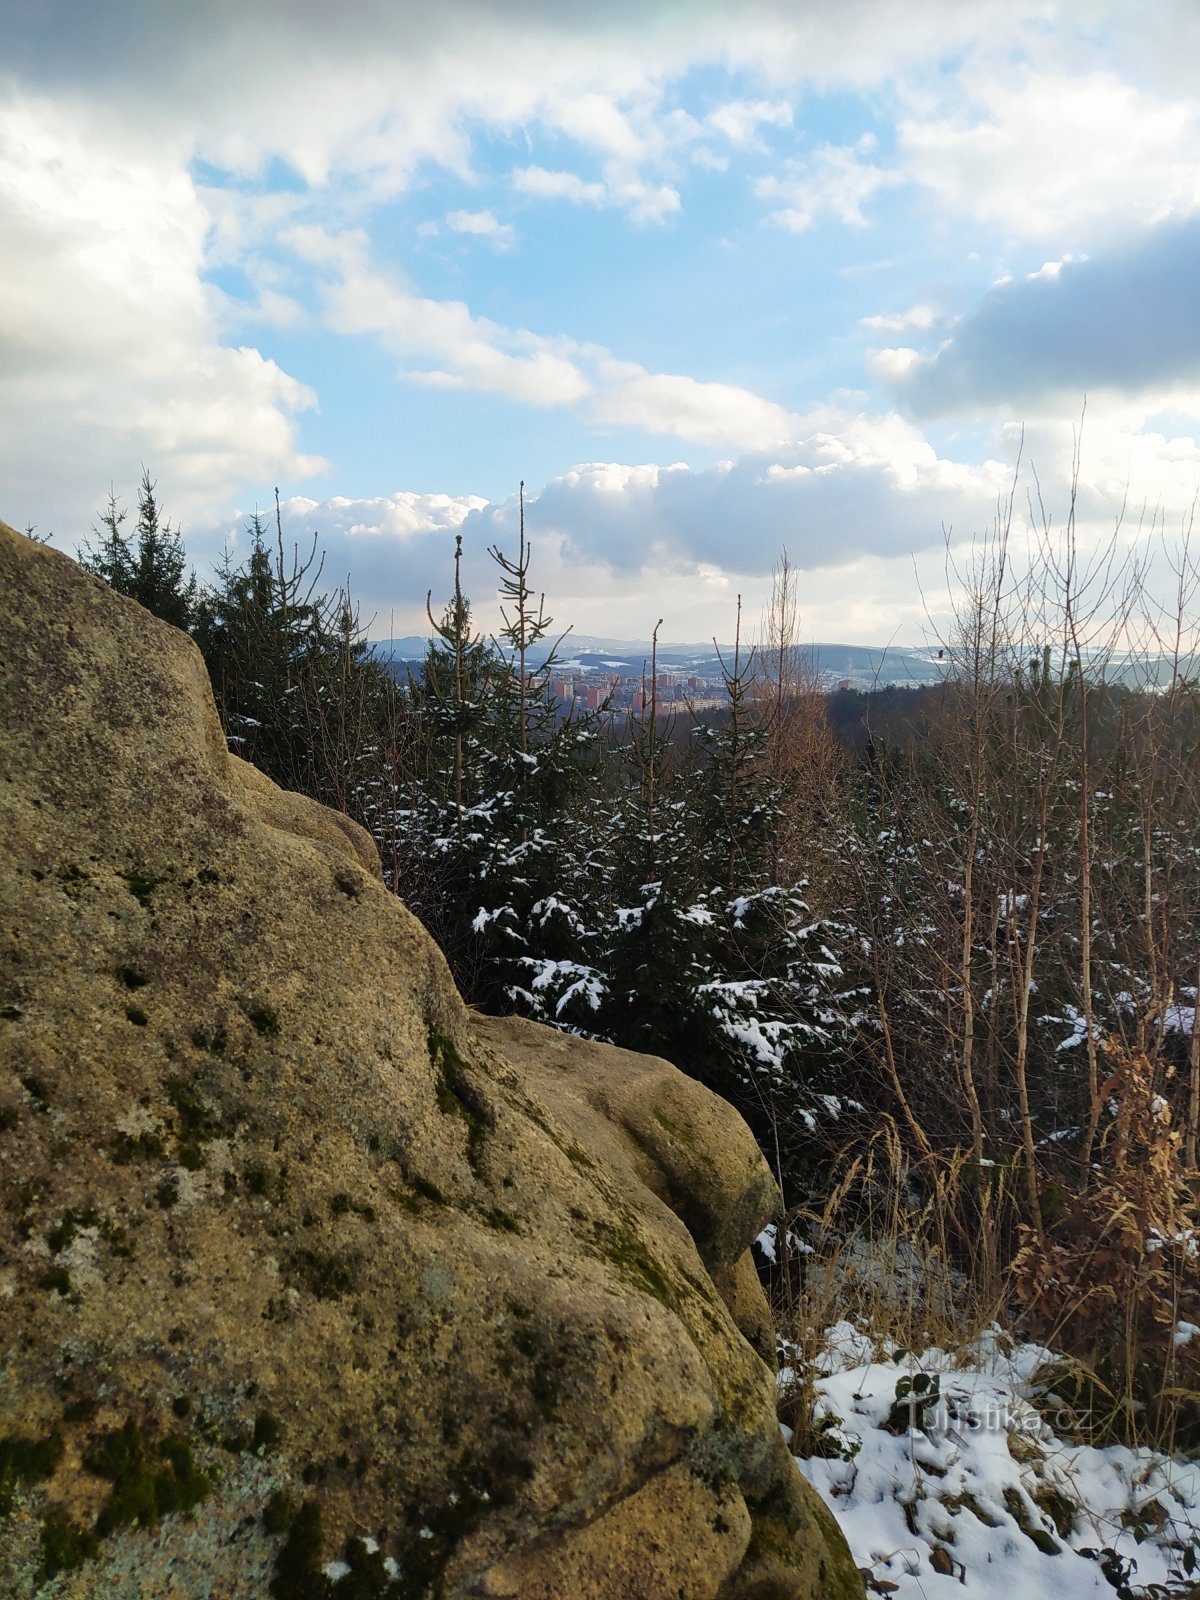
<box><xmin>789</xmin><ymin>1322</ymin><xmax>1200</xmax><ymax>1599</ymax></box>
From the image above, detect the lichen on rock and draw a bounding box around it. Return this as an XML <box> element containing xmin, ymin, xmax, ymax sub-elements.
<box><xmin>0</xmin><ymin>520</ymin><xmax>860</xmax><ymax>1598</ymax></box>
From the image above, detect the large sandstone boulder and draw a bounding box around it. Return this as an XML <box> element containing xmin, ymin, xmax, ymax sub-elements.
<box><xmin>0</xmin><ymin>521</ymin><xmax>860</xmax><ymax>1600</ymax></box>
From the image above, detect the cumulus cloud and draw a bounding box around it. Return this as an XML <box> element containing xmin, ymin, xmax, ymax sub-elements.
<box><xmin>503</xmin><ymin>446</ymin><xmax>994</xmax><ymax>576</ymax></box>
<box><xmin>753</xmin><ymin>57</ymin><xmax>1200</xmax><ymax>251</ymax></box>
<box><xmin>185</xmin><ymin>488</ymin><xmax>481</xmax><ymax>643</ymax></box>
<box><xmin>258</xmin><ymin>415</ymin><xmax>1198</xmax><ymax>646</ymax></box>
<box><xmin>879</xmin><ymin>219</ymin><xmax>1200</xmax><ymax>414</ymax></box>
<box><xmin>3</xmin><ymin>3</ymin><xmax>1089</xmax><ymax>231</ymax></box>
<box><xmin>245</xmin><ymin>412</ymin><xmax>1007</xmax><ymax>635</ymax></box>
<box><xmin>898</xmin><ymin>71</ymin><xmax>1200</xmax><ymax>245</ymax></box>
<box><xmin>589</xmin><ymin>365</ymin><xmax>796</xmax><ymax>451</ymax></box>
<box><xmin>544</xmin><ymin>90</ymin><xmax>649</xmax><ymax>164</ymax></box>
<box><xmin>0</xmin><ymin>95</ymin><xmax>323</xmax><ymax>536</ymax></box>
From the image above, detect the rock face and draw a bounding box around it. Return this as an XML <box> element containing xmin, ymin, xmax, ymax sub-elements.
<box><xmin>0</xmin><ymin>521</ymin><xmax>860</xmax><ymax>1599</ymax></box>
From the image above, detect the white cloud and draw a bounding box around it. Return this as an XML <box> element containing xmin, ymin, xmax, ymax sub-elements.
<box><xmin>281</xmin><ymin>488</ymin><xmax>486</xmax><ymax>547</ymax></box>
<box><xmin>253</xmin><ymin>412</ymin><xmax>1010</xmax><ymax>640</ymax></box>
<box><xmin>289</xmin><ymin>226</ymin><xmax>799</xmax><ymax>449</ymax></box>
<box><xmin>444</xmin><ymin>208</ymin><xmax>517</xmax><ymax>249</ymax></box>
<box><xmin>0</xmin><ymin>94</ymin><xmax>323</xmax><ymax>536</ymax></box>
<box><xmin>6</xmin><ymin>4</ymin><xmax>1186</xmax><ymax>244</ymax></box>
<box><xmin>288</xmin><ymin>225</ymin><xmax>593</xmax><ymax>407</ymax></box>
<box><xmin>756</xmin><ymin>136</ymin><xmax>900</xmax><ymax>231</ymax></box>
<box><xmin>513</xmin><ymin>165</ymin><xmax>610</xmax><ymax>206</ymax></box>
<box><xmin>707</xmin><ymin>98</ymin><xmax>793</xmax><ymax>151</ymax></box>
<box><xmin>591</xmin><ymin>364</ymin><xmax>796</xmax><ymax>451</ymax></box>
<box><xmin>898</xmin><ymin>71</ymin><xmax>1200</xmax><ymax>244</ymax></box>
<box><xmin>203</xmin><ymin>403</ymin><xmax>1188</xmax><ymax>649</ymax></box>
<box><xmin>545</xmin><ymin>91</ymin><xmax>647</xmax><ymax>164</ymax></box>
<box><xmin>860</xmin><ymin>305</ymin><xmax>939</xmax><ymax>333</ymax></box>
<box><xmin>513</xmin><ymin>163</ymin><xmax>680</xmax><ymax>224</ymax></box>
<box><xmin>869</xmin><ymin>346</ymin><xmax>924</xmax><ymax>384</ymax></box>
<box><xmin>205</xmin><ymin>489</ymin><xmax>488</xmax><ymax>636</ymax></box>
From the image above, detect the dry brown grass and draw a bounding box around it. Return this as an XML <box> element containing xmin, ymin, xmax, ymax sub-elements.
<box><xmin>1011</xmin><ymin>1043</ymin><xmax>1200</xmax><ymax>1452</ymax></box>
<box><xmin>768</xmin><ymin>1120</ymin><xmax>1014</xmax><ymax>1452</ymax></box>
<box><xmin>770</xmin><ymin>1052</ymin><xmax>1200</xmax><ymax>1455</ymax></box>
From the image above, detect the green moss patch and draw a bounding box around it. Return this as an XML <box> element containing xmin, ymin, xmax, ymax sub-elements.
<box><xmin>165</xmin><ymin>1074</ymin><xmax>225</xmax><ymax>1168</ymax></box>
<box><xmin>587</xmin><ymin>1215</ymin><xmax>675</xmax><ymax>1307</ymax></box>
<box><xmin>120</xmin><ymin>870</ymin><xmax>161</xmax><ymax>908</ymax></box>
<box><xmin>247</xmin><ymin>1004</ymin><xmax>280</xmax><ymax>1038</ymax></box>
<box><xmin>84</xmin><ymin>1420</ymin><xmax>211</xmax><ymax>1536</ymax></box>
<box><xmin>222</xmin><ymin>1409</ymin><xmax>281</xmax><ymax>1456</ymax></box>
<box><xmin>269</xmin><ymin>1498</ymin><xmax>325</xmax><ymax>1599</ymax></box>
<box><xmin>429</xmin><ymin>1031</ymin><xmax>491</xmax><ymax>1174</ymax></box>
<box><xmin>46</xmin><ymin>1206</ymin><xmax>98</xmax><ymax>1255</ymax></box>
<box><xmin>112</xmin><ymin>1127</ymin><xmax>164</xmax><ymax>1164</ymax></box>
<box><xmin>1002</xmin><ymin>1487</ymin><xmax>1061</xmax><ymax>1554</ymax></box>
<box><xmin>20</xmin><ymin>1073</ymin><xmax>49</xmax><ymax>1108</ymax></box>
<box><xmin>56</xmin><ymin>863</ymin><xmax>88</xmax><ymax>899</ymax></box>
<box><xmin>0</xmin><ymin>1431</ymin><xmax>64</xmax><ymax>1489</ymax></box>
<box><xmin>408</xmin><ymin>1173</ymin><xmax>446</xmax><ymax>1205</ymax></box>
<box><xmin>40</xmin><ymin>1509</ymin><xmax>99</xmax><ymax>1578</ymax></box>
<box><xmin>190</xmin><ymin>1022</ymin><xmax>228</xmax><ymax>1054</ymax></box>
<box><xmin>290</xmin><ymin>1248</ymin><xmax>360</xmax><ymax>1300</ymax></box>
<box><xmin>244</xmin><ymin>1163</ymin><xmax>273</xmax><ymax>1197</ymax></box>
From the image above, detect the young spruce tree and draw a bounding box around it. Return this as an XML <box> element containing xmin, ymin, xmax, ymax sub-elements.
<box><xmin>78</xmin><ymin>471</ymin><xmax>195</xmax><ymax>630</ymax></box>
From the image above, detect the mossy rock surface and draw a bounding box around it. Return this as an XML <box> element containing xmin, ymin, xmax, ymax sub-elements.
<box><xmin>0</xmin><ymin>521</ymin><xmax>861</xmax><ymax>1599</ymax></box>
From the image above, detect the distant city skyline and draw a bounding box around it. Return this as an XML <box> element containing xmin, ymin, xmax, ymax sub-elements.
<box><xmin>4</xmin><ymin>1</ymin><xmax>1200</xmax><ymax>644</ymax></box>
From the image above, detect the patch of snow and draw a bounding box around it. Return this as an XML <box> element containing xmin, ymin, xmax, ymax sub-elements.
<box><xmin>1162</xmin><ymin>1004</ymin><xmax>1197</xmax><ymax>1035</ymax></box>
<box><xmin>792</xmin><ymin>1323</ymin><xmax>1200</xmax><ymax>1599</ymax></box>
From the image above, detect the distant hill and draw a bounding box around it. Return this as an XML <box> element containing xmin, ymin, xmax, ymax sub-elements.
<box><xmin>371</xmin><ymin>633</ymin><xmax>1200</xmax><ymax>691</ymax></box>
<box><xmin>370</xmin><ymin>634</ymin><xmax>950</xmax><ymax>688</ymax></box>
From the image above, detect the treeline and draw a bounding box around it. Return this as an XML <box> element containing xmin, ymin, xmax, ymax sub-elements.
<box><xmin>75</xmin><ymin>473</ymin><xmax>1200</xmax><ymax>1443</ymax></box>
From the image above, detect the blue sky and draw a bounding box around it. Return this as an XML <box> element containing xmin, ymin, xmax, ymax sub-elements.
<box><xmin>3</xmin><ymin>1</ymin><xmax>1200</xmax><ymax>643</ymax></box>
